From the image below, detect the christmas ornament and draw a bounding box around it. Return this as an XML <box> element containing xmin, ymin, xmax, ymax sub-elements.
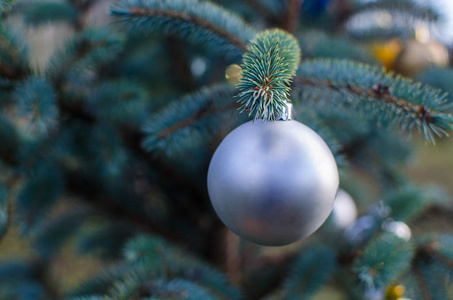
<box><xmin>369</xmin><ymin>38</ymin><xmax>403</xmax><ymax>70</ymax></box>
<box><xmin>385</xmin><ymin>285</ymin><xmax>405</xmax><ymax>300</ymax></box>
<box><xmin>207</xmin><ymin>112</ymin><xmax>339</xmax><ymax>246</ymax></box>
<box><xmin>394</xmin><ymin>39</ymin><xmax>449</xmax><ymax>76</ymax></box>
<box><xmin>331</xmin><ymin>189</ymin><xmax>357</xmax><ymax>229</ymax></box>
<box><xmin>225</xmin><ymin>64</ymin><xmax>242</xmax><ymax>85</ymax></box>
<box><xmin>382</xmin><ymin>220</ymin><xmax>411</xmax><ymax>242</ymax></box>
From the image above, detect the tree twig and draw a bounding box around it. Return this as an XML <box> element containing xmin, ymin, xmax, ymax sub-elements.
<box><xmin>285</xmin><ymin>0</ymin><xmax>302</xmax><ymax>33</ymax></box>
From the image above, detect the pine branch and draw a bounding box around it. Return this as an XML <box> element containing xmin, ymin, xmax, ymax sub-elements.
<box><xmin>347</xmin><ymin>26</ymin><xmax>412</xmax><ymax>41</ymax></box>
<box><xmin>297</xmin><ymin>31</ymin><xmax>374</xmax><ymax>63</ymax></box>
<box><xmin>242</xmin><ymin>0</ymin><xmax>280</xmax><ymax>21</ymax></box>
<box><xmin>0</xmin><ymin>0</ymin><xmax>15</xmax><ymax>13</ymax></box>
<box><xmin>0</xmin><ymin>185</ymin><xmax>10</xmax><ymax>241</ymax></box>
<box><xmin>418</xmin><ymin>235</ymin><xmax>453</xmax><ymax>276</ymax></box>
<box><xmin>20</xmin><ymin>1</ymin><xmax>78</xmax><ymax>26</ymax></box>
<box><xmin>285</xmin><ymin>0</ymin><xmax>302</xmax><ymax>33</ymax></box>
<box><xmin>122</xmin><ymin>235</ymin><xmax>241</xmax><ymax>300</ymax></box>
<box><xmin>237</xmin><ymin>28</ymin><xmax>301</xmax><ymax>120</ymax></box>
<box><xmin>383</xmin><ymin>186</ymin><xmax>429</xmax><ymax>223</ymax></box>
<box><xmin>353</xmin><ymin>0</ymin><xmax>439</xmax><ymax>22</ymax></box>
<box><xmin>353</xmin><ymin>233</ymin><xmax>414</xmax><ymax>289</ymax></box>
<box><xmin>16</xmin><ymin>163</ymin><xmax>64</xmax><ymax>232</ymax></box>
<box><xmin>0</xmin><ymin>114</ymin><xmax>21</xmax><ymax>166</ymax></box>
<box><xmin>294</xmin><ymin>59</ymin><xmax>453</xmax><ymax>143</ymax></box>
<box><xmin>283</xmin><ymin>245</ymin><xmax>337</xmax><ymax>299</ymax></box>
<box><xmin>0</xmin><ymin>26</ymin><xmax>29</xmax><ymax>80</ymax></box>
<box><xmin>72</xmin><ymin>296</ymin><xmax>106</xmax><ymax>300</ymax></box>
<box><xmin>111</xmin><ymin>0</ymin><xmax>256</xmax><ymax>58</ymax></box>
<box><xmin>14</xmin><ymin>76</ymin><xmax>58</xmax><ymax>135</ymax></box>
<box><xmin>413</xmin><ymin>262</ymin><xmax>433</xmax><ymax>300</ymax></box>
<box><xmin>142</xmin><ymin>85</ymin><xmax>237</xmax><ymax>155</ymax></box>
<box><xmin>417</xmin><ymin>67</ymin><xmax>453</xmax><ymax>102</ymax></box>
<box><xmin>407</xmin><ymin>243</ymin><xmax>453</xmax><ymax>300</ymax></box>
<box><xmin>33</xmin><ymin>207</ymin><xmax>94</xmax><ymax>258</ymax></box>
<box><xmin>63</xmin><ymin>171</ymin><xmax>170</xmax><ymax>239</ymax></box>
<box><xmin>47</xmin><ymin>28</ymin><xmax>124</xmax><ymax>87</ymax></box>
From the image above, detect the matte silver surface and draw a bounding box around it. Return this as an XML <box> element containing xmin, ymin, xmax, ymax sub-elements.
<box><xmin>207</xmin><ymin>120</ymin><xmax>339</xmax><ymax>246</ymax></box>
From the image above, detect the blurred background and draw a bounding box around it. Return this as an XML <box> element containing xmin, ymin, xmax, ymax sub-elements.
<box><xmin>1</xmin><ymin>0</ymin><xmax>453</xmax><ymax>299</ymax></box>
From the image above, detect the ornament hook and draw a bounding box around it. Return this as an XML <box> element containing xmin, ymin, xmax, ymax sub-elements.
<box><xmin>277</xmin><ymin>101</ymin><xmax>292</xmax><ymax>121</ymax></box>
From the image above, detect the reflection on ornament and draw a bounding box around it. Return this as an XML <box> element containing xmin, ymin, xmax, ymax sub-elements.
<box><xmin>207</xmin><ymin>119</ymin><xmax>339</xmax><ymax>246</ymax></box>
<box><xmin>370</xmin><ymin>38</ymin><xmax>403</xmax><ymax>70</ymax></box>
<box><xmin>331</xmin><ymin>189</ymin><xmax>357</xmax><ymax>229</ymax></box>
<box><xmin>382</xmin><ymin>220</ymin><xmax>411</xmax><ymax>241</ymax></box>
<box><xmin>225</xmin><ymin>64</ymin><xmax>242</xmax><ymax>84</ymax></box>
<box><xmin>394</xmin><ymin>39</ymin><xmax>449</xmax><ymax>76</ymax></box>
<box><xmin>385</xmin><ymin>285</ymin><xmax>405</xmax><ymax>300</ymax></box>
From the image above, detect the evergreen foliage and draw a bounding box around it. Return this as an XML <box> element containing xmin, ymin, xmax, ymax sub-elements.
<box><xmin>354</xmin><ymin>233</ymin><xmax>414</xmax><ymax>289</ymax></box>
<box><xmin>353</xmin><ymin>0</ymin><xmax>439</xmax><ymax>22</ymax></box>
<box><xmin>19</xmin><ymin>1</ymin><xmax>78</xmax><ymax>26</ymax></box>
<box><xmin>295</xmin><ymin>59</ymin><xmax>453</xmax><ymax>142</ymax></box>
<box><xmin>0</xmin><ymin>0</ymin><xmax>15</xmax><ymax>13</ymax></box>
<box><xmin>13</xmin><ymin>76</ymin><xmax>58</xmax><ymax>134</ymax></box>
<box><xmin>111</xmin><ymin>0</ymin><xmax>256</xmax><ymax>59</ymax></box>
<box><xmin>142</xmin><ymin>84</ymin><xmax>237</xmax><ymax>155</ymax></box>
<box><xmin>283</xmin><ymin>245</ymin><xmax>337</xmax><ymax>299</ymax></box>
<box><xmin>237</xmin><ymin>29</ymin><xmax>301</xmax><ymax>120</ymax></box>
<box><xmin>0</xmin><ymin>0</ymin><xmax>452</xmax><ymax>299</ymax></box>
<box><xmin>0</xmin><ymin>185</ymin><xmax>9</xmax><ymax>238</ymax></box>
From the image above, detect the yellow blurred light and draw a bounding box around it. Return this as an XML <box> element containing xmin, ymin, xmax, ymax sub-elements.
<box><xmin>394</xmin><ymin>285</ymin><xmax>405</xmax><ymax>296</ymax></box>
<box><xmin>370</xmin><ymin>38</ymin><xmax>403</xmax><ymax>70</ymax></box>
<box><xmin>225</xmin><ymin>64</ymin><xmax>242</xmax><ymax>84</ymax></box>
<box><xmin>385</xmin><ymin>284</ymin><xmax>406</xmax><ymax>300</ymax></box>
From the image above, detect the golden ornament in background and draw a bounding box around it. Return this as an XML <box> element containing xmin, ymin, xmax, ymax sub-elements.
<box><xmin>225</xmin><ymin>64</ymin><xmax>242</xmax><ymax>84</ymax></box>
<box><xmin>393</xmin><ymin>25</ymin><xmax>449</xmax><ymax>76</ymax></box>
<box><xmin>394</xmin><ymin>39</ymin><xmax>449</xmax><ymax>76</ymax></box>
<box><xmin>370</xmin><ymin>38</ymin><xmax>404</xmax><ymax>70</ymax></box>
<box><xmin>385</xmin><ymin>285</ymin><xmax>406</xmax><ymax>300</ymax></box>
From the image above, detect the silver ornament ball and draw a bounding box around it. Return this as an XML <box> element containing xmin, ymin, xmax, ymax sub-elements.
<box><xmin>207</xmin><ymin>120</ymin><xmax>339</xmax><ymax>246</ymax></box>
<box><xmin>382</xmin><ymin>220</ymin><xmax>411</xmax><ymax>242</ymax></box>
<box><xmin>331</xmin><ymin>189</ymin><xmax>358</xmax><ymax>229</ymax></box>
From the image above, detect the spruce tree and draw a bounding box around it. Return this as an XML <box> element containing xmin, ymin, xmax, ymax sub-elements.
<box><xmin>0</xmin><ymin>0</ymin><xmax>453</xmax><ymax>299</ymax></box>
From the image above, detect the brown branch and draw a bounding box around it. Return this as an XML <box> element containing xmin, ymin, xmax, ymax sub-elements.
<box><xmin>127</xmin><ymin>7</ymin><xmax>248</xmax><ymax>51</ymax></box>
<box><xmin>64</xmin><ymin>171</ymin><xmax>165</xmax><ymax>236</ymax></box>
<box><xmin>295</xmin><ymin>77</ymin><xmax>434</xmax><ymax>122</ymax></box>
<box><xmin>0</xmin><ymin>61</ymin><xmax>27</xmax><ymax>80</ymax></box>
<box><xmin>413</xmin><ymin>262</ymin><xmax>433</xmax><ymax>300</ymax></box>
<box><xmin>243</xmin><ymin>0</ymin><xmax>280</xmax><ymax>23</ymax></box>
<box><xmin>417</xmin><ymin>241</ymin><xmax>453</xmax><ymax>274</ymax></box>
<box><xmin>285</xmin><ymin>0</ymin><xmax>302</xmax><ymax>33</ymax></box>
<box><xmin>432</xmin><ymin>251</ymin><xmax>453</xmax><ymax>272</ymax></box>
<box><xmin>158</xmin><ymin>102</ymin><xmax>237</xmax><ymax>139</ymax></box>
